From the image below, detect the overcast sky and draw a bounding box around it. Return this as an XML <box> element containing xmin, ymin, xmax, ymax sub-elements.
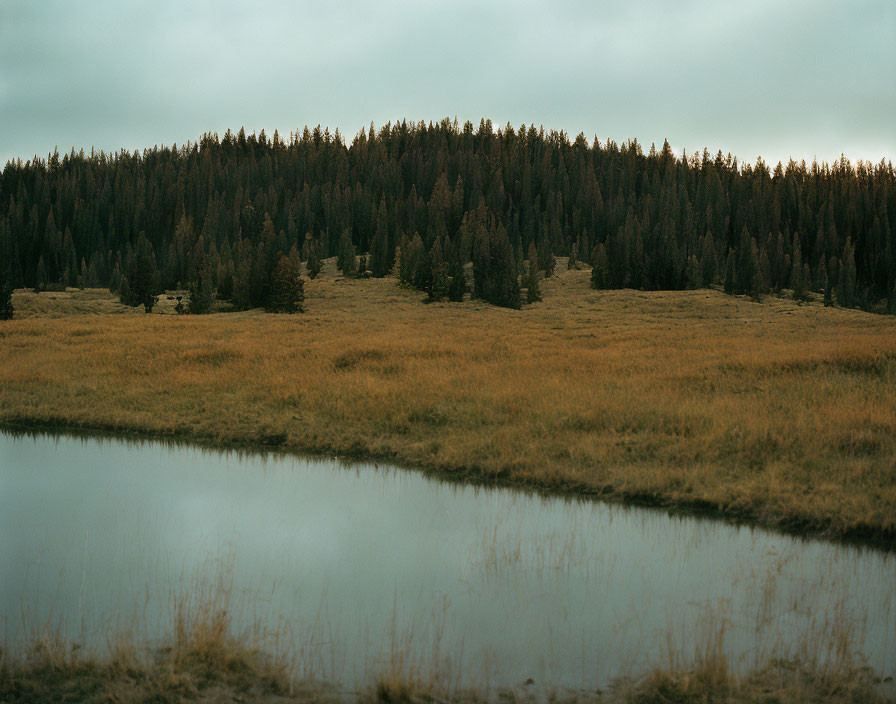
<box><xmin>2</xmin><ymin>0</ymin><xmax>894</xmax><ymax>168</ymax></box>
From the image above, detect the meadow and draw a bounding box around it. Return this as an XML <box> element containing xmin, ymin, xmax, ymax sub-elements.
<box><xmin>1</xmin><ymin>258</ymin><xmax>895</xmax><ymax>546</ymax></box>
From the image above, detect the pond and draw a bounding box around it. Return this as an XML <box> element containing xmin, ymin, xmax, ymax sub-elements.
<box><xmin>1</xmin><ymin>430</ymin><xmax>894</xmax><ymax>693</ymax></box>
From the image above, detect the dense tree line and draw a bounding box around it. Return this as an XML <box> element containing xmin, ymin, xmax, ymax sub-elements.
<box><xmin>1</xmin><ymin>118</ymin><xmax>894</xmax><ymax>313</ymax></box>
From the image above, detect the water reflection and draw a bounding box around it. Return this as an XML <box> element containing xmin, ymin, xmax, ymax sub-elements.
<box><xmin>1</xmin><ymin>430</ymin><xmax>894</xmax><ymax>692</ymax></box>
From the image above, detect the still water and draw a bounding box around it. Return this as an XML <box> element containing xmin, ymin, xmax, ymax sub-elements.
<box><xmin>1</xmin><ymin>431</ymin><xmax>894</xmax><ymax>692</ymax></box>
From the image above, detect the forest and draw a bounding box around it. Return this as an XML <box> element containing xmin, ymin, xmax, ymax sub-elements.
<box><xmin>1</xmin><ymin>118</ymin><xmax>894</xmax><ymax>313</ymax></box>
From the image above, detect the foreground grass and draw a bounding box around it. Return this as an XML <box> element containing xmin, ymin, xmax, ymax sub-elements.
<box><xmin>2</xmin><ymin>632</ymin><xmax>891</xmax><ymax>704</ymax></box>
<box><xmin>1</xmin><ymin>259</ymin><xmax>895</xmax><ymax>545</ymax></box>
<box><xmin>2</xmin><ymin>649</ymin><xmax>892</xmax><ymax>704</ymax></box>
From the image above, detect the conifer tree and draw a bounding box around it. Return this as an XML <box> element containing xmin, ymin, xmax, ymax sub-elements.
<box><xmin>699</xmin><ymin>232</ymin><xmax>717</xmax><ymax>286</ymax></box>
<box><xmin>410</xmin><ymin>233</ymin><xmax>429</xmax><ymax>289</ymax></box>
<box><xmin>119</xmin><ymin>276</ymin><xmax>131</xmax><ymax>306</ymax></box>
<box><xmin>188</xmin><ymin>250</ymin><xmax>216</xmax><ymax>314</ymax></box>
<box><xmin>306</xmin><ymin>240</ymin><xmax>322</xmax><ymax>279</ymax></box>
<box><xmin>685</xmin><ymin>254</ymin><xmax>700</xmax><ymax>290</ymax></box>
<box><xmin>370</xmin><ymin>199</ymin><xmax>392</xmax><ymax>277</ymax></box>
<box><xmin>590</xmin><ymin>244</ymin><xmax>610</xmax><ymax>289</ymax></box>
<box><xmin>34</xmin><ymin>257</ymin><xmax>47</xmax><ymax>293</ymax></box>
<box><xmin>537</xmin><ymin>238</ymin><xmax>556</xmax><ymax>278</ymax></box>
<box><xmin>427</xmin><ymin>239</ymin><xmax>449</xmax><ymax>300</ymax></box>
<box><xmin>748</xmin><ymin>239</ymin><xmax>764</xmax><ymax>302</ymax></box>
<box><xmin>567</xmin><ymin>242</ymin><xmax>578</xmax><ymax>270</ymax></box>
<box><xmin>839</xmin><ymin>237</ymin><xmax>857</xmax><ymax>308</ymax></box>
<box><xmin>824</xmin><ymin>265</ymin><xmax>833</xmax><ymax>307</ymax></box>
<box><xmin>790</xmin><ymin>236</ymin><xmax>807</xmax><ymax>301</ymax></box>
<box><xmin>526</xmin><ymin>252</ymin><xmax>542</xmax><ymax>303</ymax></box>
<box><xmin>482</xmin><ymin>223</ymin><xmax>520</xmax><ymax>309</ymax></box>
<box><xmin>0</xmin><ymin>269</ymin><xmax>13</xmax><ymax>320</ymax></box>
<box><xmin>447</xmin><ymin>255</ymin><xmax>466</xmax><ymax>302</ymax></box>
<box><xmin>338</xmin><ymin>229</ymin><xmax>356</xmax><ymax>277</ymax></box>
<box><xmin>268</xmin><ymin>255</ymin><xmax>304</xmax><ymax>313</ymax></box>
<box><xmin>126</xmin><ymin>232</ymin><xmax>160</xmax><ymax>311</ymax></box>
<box><xmin>724</xmin><ymin>250</ymin><xmax>736</xmax><ymax>294</ymax></box>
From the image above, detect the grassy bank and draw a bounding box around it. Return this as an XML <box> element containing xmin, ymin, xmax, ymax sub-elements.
<box><xmin>1</xmin><ymin>259</ymin><xmax>895</xmax><ymax>546</ymax></box>
<box><xmin>3</xmin><ymin>619</ymin><xmax>891</xmax><ymax>704</ymax></box>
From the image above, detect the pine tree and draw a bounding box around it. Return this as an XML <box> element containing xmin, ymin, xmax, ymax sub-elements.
<box><xmin>370</xmin><ymin>199</ymin><xmax>392</xmax><ymax>276</ymax></box>
<box><xmin>537</xmin><ymin>238</ymin><xmax>556</xmax><ymax>278</ymax></box>
<box><xmin>427</xmin><ymin>239</ymin><xmax>449</xmax><ymax>300</ymax></box>
<box><xmin>823</xmin><ymin>265</ymin><xmax>833</xmax><ymax>307</ymax></box>
<box><xmin>590</xmin><ymin>243</ymin><xmax>610</xmax><ymax>289</ymax></box>
<box><xmin>188</xmin><ymin>249</ymin><xmax>216</xmax><ymax>314</ymax></box>
<box><xmin>839</xmin><ymin>237</ymin><xmax>857</xmax><ymax>308</ymax></box>
<box><xmin>119</xmin><ymin>276</ymin><xmax>131</xmax><ymax>306</ymax></box>
<box><xmin>748</xmin><ymin>239</ymin><xmax>764</xmax><ymax>302</ymax></box>
<box><xmin>447</xmin><ymin>255</ymin><xmax>466</xmax><ymax>302</ymax></box>
<box><xmin>410</xmin><ymin>233</ymin><xmax>429</xmax><ymax>289</ymax></box>
<box><xmin>484</xmin><ymin>223</ymin><xmax>520</xmax><ymax>309</ymax></box>
<box><xmin>699</xmin><ymin>231</ymin><xmax>717</xmax><ymax>286</ymax></box>
<box><xmin>790</xmin><ymin>236</ymin><xmax>807</xmax><ymax>301</ymax></box>
<box><xmin>0</xmin><ymin>269</ymin><xmax>13</xmax><ymax>320</ymax></box>
<box><xmin>685</xmin><ymin>254</ymin><xmax>700</xmax><ymax>290</ymax></box>
<box><xmin>306</xmin><ymin>240</ymin><xmax>322</xmax><ymax>279</ymax></box>
<box><xmin>34</xmin><ymin>257</ymin><xmax>47</xmax><ymax>293</ymax></box>
<box><xmin>338</xmin><ymin>229</ymin><xmax>356</xmax><ymax>277</ymax></box>
<box><xmin>268</xmin><ymin>255</ymin><xmax>304</xmax><ymax>313</ymax></box>
<box><xmin>526</xmin><ymin>253</ymin><xmax>542</xmax><ymax>303</ymax></box>
<box><xmin>127</xmin><ymin>232</ymin><xmax>160</xmax><ymax>311</ymax></box>
<box><xmin>724</xmin><ymin>250</ymin><xmax>736</xmax><ymax>294</ymax></box>
<box><xmin>567</xmin><ymin>242</ymin><xmax>578</xmax><ymax>270</ymax></box>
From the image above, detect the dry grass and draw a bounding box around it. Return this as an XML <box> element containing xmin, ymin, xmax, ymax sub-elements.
<box><xmin>2</xmin><ymin>258</ymin><xmax>895</xmax><ymax>545</ymax></box>
<box><xmin>4</xmin><ymin>645</ymin><xmax>891</xmax><ymax>704</ymax></box>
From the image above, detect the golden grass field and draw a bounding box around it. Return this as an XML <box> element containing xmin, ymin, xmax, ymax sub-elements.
<box><xmin>1</xmin><ymin>258</ymin><xmax>895</xmax><ymax>546</ymax></box>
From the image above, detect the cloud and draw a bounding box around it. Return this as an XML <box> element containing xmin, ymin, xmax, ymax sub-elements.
<box><xmin>1</xmin><ymin>0</ymin><xmax>893</xmax><ymax>166</ymax></box>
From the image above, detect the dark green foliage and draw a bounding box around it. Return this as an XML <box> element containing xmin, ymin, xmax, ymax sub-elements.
<box><xmin>791</xmin><ymin>236</ymin><xmax>808</xmax><ymax>301</ymax></box>
<box><xmin>590</xmin><ymin>244</ymin><xmax>610</xmax><ymax>290</ymax></box>
<box><xmin>337</xmin><ymin>229</ymin><xmax>356</xmax><ymax>277</ymax></box>
<box><xmin>537</xmin><ymin>239</ymin><xmax>555</xmax><ymax>278</ymax></box>
<box><xmin>306</xmin><ymin>240</ymin><xmax>322</xmax><ymax>280</ymax></box>
<box><xmin>1</xmin><ymin>120</ymin><xmax>894</xmax><ymax>309</ymax></box>
<box><xmin>188</xmin><ymin>250</ymin><xmax>216</xmax><ymax>314</ymax></box>
<box><xmin>119</xmin><ymin>276</ymin><xmax>131</xmax><ymax>306</ymax></box>
<box><xmin>0</xmin><ymin>270</ymin><xmax>13</xmax><ymax>320</ymax></box>
<box><xmin>34</xmin><ymin>257</ymin><xmax>46</xmax><ymax>293</ymax></box>
<box><xmin>824</xmin><ymin>267</ymin><xmax>833</xmax><ymax>307</ymax></box>
<box><xmin>124</xmin><ymin>232</ymin><xmax>160</xmax><ymax>311</ymax></box>
<box><xmin>447</xmin><ymin>257</ymin><xmax>466</xmax><ymax>302</ymax></box>
<box><xmin>525</xmin><ymin>255</ymin><xmax>542</xmax><ymax>303</ymax></box>
<box><xmin>724</xmin><ymin>250</ymin><xmax>736</xmax><ymax>294</ymax></box>
<box><xmin>268</xmin><ymin>256</ymin><xmax>304</xmax><ymax>313</ymax></box>
<box><xmin>409</xmin><ymin>233</ymin><xmax>429</xmax><ymax>289</ymax></box>
<box><xmin>427</xmin><ymin>239</ymin><xmax>449</xmax><ymax>300</ymax></box>
<box><xmin>685</xmin><ymin>254</ymin><xmax>700</xmax><ymax>290</ymax></box>
<box><xmin>477</xmin><ymin>222</ymin><xmax>520</xmax><ymax>309</ymax></box>
<box><xmin>839</xmin><ymin>238</ymin><xmax>857</xmax><ymax>308</ymax></box>
<box><xmin>370</xmin><ymin>199</ymin><xmax>393</xmax><ymax>277</ymax></box>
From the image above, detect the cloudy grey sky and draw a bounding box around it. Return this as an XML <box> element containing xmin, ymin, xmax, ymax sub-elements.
<box><xmin>2</xmin><ymin>0</ymin><xmax>894</xmax><ymax>168</ymax></box>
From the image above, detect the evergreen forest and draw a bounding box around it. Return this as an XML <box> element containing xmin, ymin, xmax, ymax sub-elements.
<box><xmin>1</xmin><ymin>118</ymin><xmax>894</xmax><ymax>312</ymax></box>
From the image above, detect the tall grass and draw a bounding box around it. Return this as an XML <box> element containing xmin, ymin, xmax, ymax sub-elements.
<box><xmin>2</xmin><ymin>570</ymin><xmax>892</xmax><ymax>703</ymax></box>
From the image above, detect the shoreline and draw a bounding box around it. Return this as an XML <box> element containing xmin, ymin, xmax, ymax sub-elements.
<box><xmin>4</xmin><ymin>417</ymin><xmax>894</xmax><ymax>552</ymax></box>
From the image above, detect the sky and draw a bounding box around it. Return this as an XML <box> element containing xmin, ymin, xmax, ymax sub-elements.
<box><xmin>2</xmin><ymin>0</ymin><xmax>894</xmax><ymax>168</ymax></box>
